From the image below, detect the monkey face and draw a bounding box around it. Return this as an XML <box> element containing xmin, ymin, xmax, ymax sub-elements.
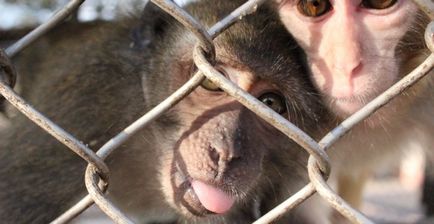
<box><xmin>155</xmin><ymin>66</ymin><xmax>298</xmax><ymax>218</ymax></box>
<box><xmin>138</xmin><ymin>1</ymin><xmax>322</xmax><ymax>220</ymax></box>
<box><xmin>277</xmin><ymin>0</ymin><xmax>423</xmax><ymax>119</ymax></box>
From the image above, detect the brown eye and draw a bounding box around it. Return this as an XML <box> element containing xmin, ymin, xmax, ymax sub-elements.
<box><xmin>297</xmin><ymin>0</ymin><xmax>331</xmax><ymax>17</ymax></box>
<box><xmin>361</xmin><ymin>0</ymin><xmax>397</xmax><ymax>9</ymax></box>
<box><xmin>201</xmin><ymin>78</ymin><xmax>222</xmax><ymax>91</ymax></box>
<box><xmin>258</xmin><ymin>92</ymin><xmax>287</xmax><ymax>114</ymax></box>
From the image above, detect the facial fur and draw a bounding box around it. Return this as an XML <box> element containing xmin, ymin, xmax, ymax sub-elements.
<box><xmin>141</xmin><ymin>0</ymin><xmax>321</xmax><ymax>220</ymax></box>
<box><xmin>278</xmin><ymin>0</ymin><xmax>426</xmax><ymax>119</ymax></box>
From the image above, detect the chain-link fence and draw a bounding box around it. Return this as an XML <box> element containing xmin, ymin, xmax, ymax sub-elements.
<box><xmin>0</xmin><ymin>0</ymin><xmax>433</xmax><ymax>223</ymax></box>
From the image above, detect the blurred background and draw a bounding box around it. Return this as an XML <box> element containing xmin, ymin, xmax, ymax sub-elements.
<box><xmin>0</xmin><ymin>0</ymin><xmax>429</xmax><ymax>223</ymax></box>
<box><xmin>0</xmin><ymin>0</ymin><xmax>193</xmax><ymax>30</ymax></box>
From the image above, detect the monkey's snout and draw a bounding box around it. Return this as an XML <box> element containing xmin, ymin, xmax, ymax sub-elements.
<box><xmin>173</xmin><ymin>121</ymin><xmax>260</xmax><ymax>217</ymax></box>
<box><xmin>174</xmin><ymin>161</ymin><xmax>235</xmax><ymax>216</ymax></box>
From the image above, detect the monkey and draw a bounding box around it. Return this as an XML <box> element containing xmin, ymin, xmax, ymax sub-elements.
<box><xmin>276</xmin><ymin>0</ymin><xmax>434</xmax><ymax>219</ymax></box>
<box><xmin>0</xmin><ymin>0</ymin><xmax>330</xmax><ymax>223</ymax></box>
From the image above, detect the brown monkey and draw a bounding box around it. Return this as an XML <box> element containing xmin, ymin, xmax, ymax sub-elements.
<box><xmin>0</xmin><ymin>1</ymin><xmax>327</xmax><ymax>223</ymax></box>
<box><xmin>277</xmin><ymin>0</ymin><xmax>433</xmax><ymax>215</ymax></box>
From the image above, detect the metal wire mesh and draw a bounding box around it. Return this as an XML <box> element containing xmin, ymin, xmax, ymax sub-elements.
<box><xmin>0</xmin><ymin>0</ymin><xmax>433</xmax><ymax>223</ymax></box>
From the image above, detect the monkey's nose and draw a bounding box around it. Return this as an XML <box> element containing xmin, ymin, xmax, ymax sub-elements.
<box><xmin>208</xmin><ymin>146</ymin><xmax>221</xmax><ymax>164</ymax></box>
<box><xmin>208</xmin><ymin>146</ymin><xmax>238</xmax><ymax>165</ymax></box>
<box><xmin>208</xmin><ymin>141</ymin><xmax>241</xmax><ymax>165</ymax></box>
<box><xmin>208</xmin><ymin>144</ymin><xmax>242</xmax><ymax>182</ymax></box>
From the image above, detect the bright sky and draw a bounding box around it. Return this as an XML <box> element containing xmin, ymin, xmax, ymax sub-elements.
<box><xmin>0</xmin><ymin>0</ymin><xmax>194</xmax><ymax>29</ymax></box>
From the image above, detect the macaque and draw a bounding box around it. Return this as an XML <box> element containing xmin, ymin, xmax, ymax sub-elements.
<box><xmin>277</xmin><ymin>0</ymin><xmax>433</xmax><ymax>215</ymax></box>
<box><xmin>0</xmin><ymin>0</ymin><xmax>328</xmax><ymax>223</ymax></box>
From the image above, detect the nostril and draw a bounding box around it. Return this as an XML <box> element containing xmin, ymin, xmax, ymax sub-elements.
<box><xmin>209</xmin><ymin>147</ymin><xmax>220</xmax><ymax>164</ymax></box>
<box><xmin>226</xmin><ymin>156</ymin><xmax>242</xmax><ymax>170</ymax></box>
<box><xmin>352</xmin><ymin>61</ymin><xmax>363</xmax><ymax>77</ymax></box>
<box><xmin>229</xmin><ymin>151</ymin><xmax>241</xmax><ymax>161</ymax></box>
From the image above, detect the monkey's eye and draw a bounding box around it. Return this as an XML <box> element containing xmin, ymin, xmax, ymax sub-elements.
<box><xmin>201</xmin><ymin>78</ymin><xmax>222</xmax><ymax>91</ymax></box>
<box><xmin>361</xmin><ymin>0</ymin><xmax>397</xmax><ymax>9</ymax></box>
<box><xmin>258</xmin><ymin>92</ymin><xmax>287</xmax><ymax>114</ymax></box>
<box><xmin>297</xmin><ymin>0</ymin><xmax>332</xmax><ymax>17</ymax></box>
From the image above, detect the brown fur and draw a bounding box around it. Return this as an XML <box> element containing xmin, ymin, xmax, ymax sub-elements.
<box><xmin>0</xmin><ymin>1</ymin><xmax>327</xmax><ymax>223</ymax></box>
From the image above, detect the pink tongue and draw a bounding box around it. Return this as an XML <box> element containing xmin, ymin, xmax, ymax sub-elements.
<box><xmin>191</xmin><ymin>180</ymin><xmax>235</xmax><ymax>214</ymax></box>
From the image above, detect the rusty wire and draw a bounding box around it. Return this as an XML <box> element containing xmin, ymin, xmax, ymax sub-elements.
<box><xmin>0</xmin><ymin>0</ymin><xmax>433</xmax><ymax>223</ymax></box>
<box><xmin>151</xmin><ymin>0</ymin><xmax>216</xmax><ymax>62</ymax></box>
<box><xmin>58</xmin><ymin>0</ymin><xmax>271</xmax><ymax>222</ymax></box>
<box><xmin>193</xmin><ymin>45</ymin><xmax>330</xmax><ymax>174</ymax></box>
<box><xmin>6</xmin><ymin>0</ymin><xmax>86</xmax><ymax>58</ymax></box>
<box><xmin>308</xmin><ymin>157</ymin><xmax>374</xmax><ymax>224</ymax></box>
<box><xmin>0</xmin><ymin>81</ymin><xmax>110</xmax><ymax>182</ymax></box>
<box><xmin>306</xmin><ymin>20</ymin><xmax>434</xmax><ymax>224</ymax></box>
<box><xmin>85</xmin><ymin>166</ymin><xmax>134</xmax><ymax>224</ymax></box>
<box><xmin>0</xmin><ymin>48</ymin><xmax>16</xmax><ymax>88</ymax></box>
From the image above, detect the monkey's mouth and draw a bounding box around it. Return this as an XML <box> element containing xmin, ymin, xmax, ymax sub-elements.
<box><xmin>174</xmin><ymin>166</ymin><xmax>235</xmax><ymax>216</ymax></box>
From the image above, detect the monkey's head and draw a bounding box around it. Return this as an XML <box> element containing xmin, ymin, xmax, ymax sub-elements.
<box><xmin>140</xmin><ymin>1</ymin><xmax>321</xmax><ymax>220</ymax></box>
<box><xmin>277</xmin><ymin>0</ymin><xmax>428</xmax><ymax>120</ymax></box>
